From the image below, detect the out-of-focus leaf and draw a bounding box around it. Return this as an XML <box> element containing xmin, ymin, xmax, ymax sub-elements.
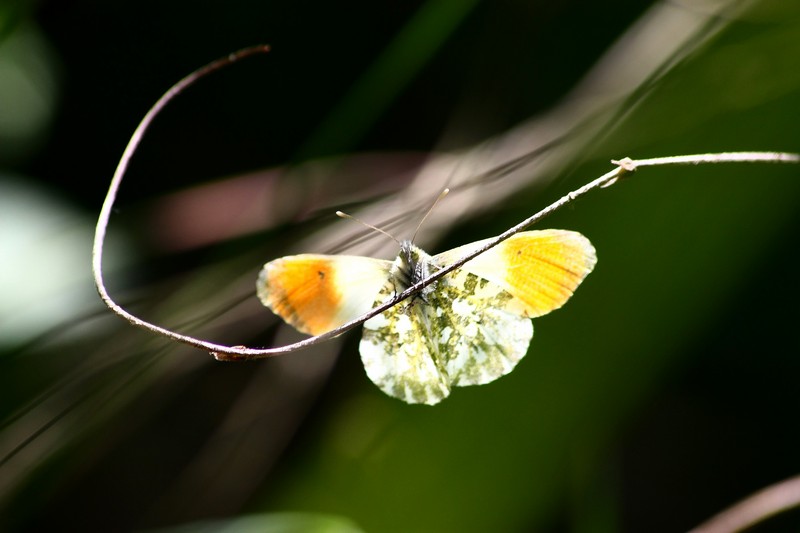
<box><xmin>0</xmin><ymin>176</ymin><xmax>130</xmax><ymax>347</ymax></box>
<box><xmin>147</xmin><ymin>512</ymin><xmax>365</xmax><ymax>533</ymax></box>
<box><xmin>0</xmin><ymin>20</ymin><xmax>59</xmax><ymax>162</ymax></box>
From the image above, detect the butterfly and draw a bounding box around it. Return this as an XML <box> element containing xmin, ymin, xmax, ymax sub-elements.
<box><xmin>257</xmin><ymin>229</ymin><xmax>596</xmax><ymax>405</ymax></box>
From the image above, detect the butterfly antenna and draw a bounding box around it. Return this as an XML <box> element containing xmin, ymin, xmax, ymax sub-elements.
<box><xmin>336</xmin><ymin>211</ymin><xmax>401</xmax><ymax>245</ymax></box>
<box><xmin>411</xmin><ymin>188</ymin><xmax>449</xmax><ymax>243</ymax></box>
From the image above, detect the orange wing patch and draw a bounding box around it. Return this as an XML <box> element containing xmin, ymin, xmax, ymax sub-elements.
<box><xmin>258</xmin><ymin>254</ymin><xmax>392</xmax><ymax>336</ymax></box>
<box><xmin>258</xmin><ymin>255</ymin><xmax>343</xmax><ymax>335</ymax></box>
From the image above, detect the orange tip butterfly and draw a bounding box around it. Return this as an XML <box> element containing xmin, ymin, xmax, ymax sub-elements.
<box><xmin>257</xmin><ymin>227</ymin><xmax>596</xmax><ymax>405</ymax></box>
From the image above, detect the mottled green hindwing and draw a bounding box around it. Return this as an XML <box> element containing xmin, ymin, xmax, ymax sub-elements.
<box><xmin>359</xmin><ymin>247</ymin><xmax>533</xmax><ymax>405</ymax></box>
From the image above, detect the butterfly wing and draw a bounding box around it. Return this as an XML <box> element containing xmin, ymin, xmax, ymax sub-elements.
<box><xmin>257</xmin><ymin>254</ymin><xmax>392</xmax><ymax>336</ymax></box>
<box><xmin>359</xmin><ymin>289</ymin><xmax>451</xmax><ymax>405</ymax></box>
<box><xmin>261</xmin><ymin>230</ymin><xmax>595</xmax><ymax>404</ymax></box>
<box><xmin>434</xmin><ymin>230</ymin><xmax>596</xmax><ymax>318</ymax></box>
<box><xmin>359</xmin><ymin>249</ymin><xmax>533</xmax><ymax>405</ymax></box>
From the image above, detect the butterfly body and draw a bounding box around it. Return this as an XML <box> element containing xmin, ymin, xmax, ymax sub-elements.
<box><xmin>258</xmin><ymin>230</ymin><xmax>596</xmax><ymax>405</ymax></box>
<box><xmin>392</xmin><ymin>240</ymin><xmax>438</xmax><ymax>303</ymax></box>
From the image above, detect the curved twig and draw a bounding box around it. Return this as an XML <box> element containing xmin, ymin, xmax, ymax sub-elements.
<box><xmin>90</xmin><ymin>49</ymin><xmax>800</xmax><ymax>360</ymax></box>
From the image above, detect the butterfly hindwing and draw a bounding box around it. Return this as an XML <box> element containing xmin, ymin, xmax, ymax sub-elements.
<box><xmin>435</xmin><ymin>268</ymin><xmax>533</xmax><ymax>387</ymax></box>
<box><xmin>359</xmin><ymin>246</ymin><xmax>533</xmax><ymax>405</ymax></box>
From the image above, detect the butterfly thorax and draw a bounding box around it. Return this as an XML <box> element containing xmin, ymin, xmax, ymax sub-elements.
<box><xmin>393</xmin><ymin>241</ymin><xmax>438</xmax><ymax>302</ymax></box>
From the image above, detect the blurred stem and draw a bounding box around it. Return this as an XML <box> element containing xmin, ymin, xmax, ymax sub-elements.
<box><xmin>689</xmin><ymin>474</ymin><xmax>800</xmax><ymax>533</ymax></box>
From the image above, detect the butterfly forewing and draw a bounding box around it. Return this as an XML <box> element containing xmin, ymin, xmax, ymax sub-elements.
<box><xmin>434</xmin><ymin>230</ymin><xmax>596</xmax><ymax>318</ymax></box>
<box><xmin>258</xmin><ymin>254</ymin><xmax>391</xmax><ymax>336</ymax></box>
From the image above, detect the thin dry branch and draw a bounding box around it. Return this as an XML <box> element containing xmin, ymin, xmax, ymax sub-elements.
<box><xmin>90</xmin><ymin>50</ymin><xmax>799</xmax><ymax>360</ymax></box>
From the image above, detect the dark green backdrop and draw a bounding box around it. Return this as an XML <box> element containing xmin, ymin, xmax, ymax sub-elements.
<box><xmin>2</xmin><ymin>0</ymin><xmax>800</xmax><ymax>531</ymax></box>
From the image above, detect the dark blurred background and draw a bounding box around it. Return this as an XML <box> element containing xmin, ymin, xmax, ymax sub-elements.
<box><xmin>2</xmin><ymin>0</ymin><xmax>800</xmax><ymax>531</ymax></box>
